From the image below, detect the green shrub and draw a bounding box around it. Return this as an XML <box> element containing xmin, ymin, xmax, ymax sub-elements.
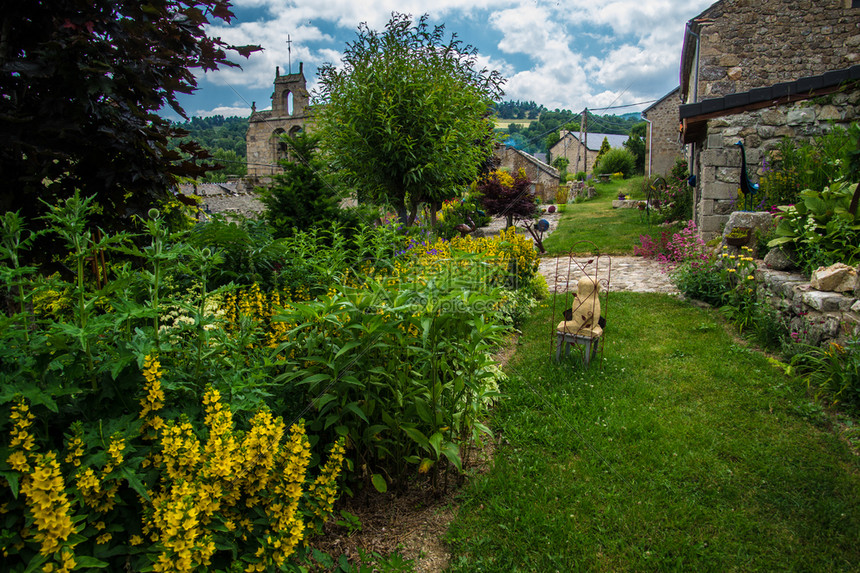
<box><xmin>757</xmin><ymin>127</ymin><xmax>854</xmax><ymax>209</ymax></box>
<box><xmin>768</xmin><ymin>181</ymin><xmax>860</xmax><ymax>274</ymax></box>
<box><xmin>671</xmin><ymin>258</ymin><xmax>728</xmax><ymax>306</ymax></box>
<box><xmin>436</xmin><ymin>191</ymin><xmax>491</xmax><ymax>240</ymax></box>
<box><xmin>790</xmin><ymin>337</ymin><xmax>860</xmax><ymax>410</ymax></box>
<box><xmin>0</xmin><ymin>200</ymin><xmax>349</xmax><ymax>572</ymax></box>
<box><xmin>593</xmin><ymin>148</ymin><xmax>636</xmax><ymax>178</ymax></box>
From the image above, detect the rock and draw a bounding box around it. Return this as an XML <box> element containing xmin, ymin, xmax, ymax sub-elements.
<box><xmin>721</xmin><ymin>211</ymin><xmax>774</xmax><ymax>253</ymax></box>
<box><xmin>787</xmin><ymin>108</ymin><xmax>815</xmax><ymax>125</ymax></box>
<box><xmin>810</xmin><ymin>263</ymin><xmax>859</xmax><ymax>293</ymax></box>
<box><xmin>764</xmin><ymin>247</ymin><xmax>796</xmax><ymax>271</ymax></box>
<box><xmin>801</xmin><ymin>290</ymin><xmax>843</xmax><ymax>312</ymax></box>
<box><xmin>818</xmin><ymin>105</ymin><xmax>843</xmax><ymax>121</ymax></box>
<box><xmin>724</xmin><ymin>211</ymin><xmax>773</xmax><ymax>236</ymax></box>
<box><xmin>760</xmin><ymin>110</ymin><xmax>785</xmax><ymax>126</ymax></box>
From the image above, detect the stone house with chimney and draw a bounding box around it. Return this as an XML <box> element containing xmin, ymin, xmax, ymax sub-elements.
<box><xmin>641</xmin><ymin>87</ymin><xmax>685</xmax><ymax>177</ymax></box>
<box><xmin>548</xmin><ymin>131</ymin><xmax>629</xmax><ymax>174</ymax></box>
<box><xmin>679</xmin><ymin>0</ymin><xmax>860</xmax><ymax>238</ymax></box>
<box><xmin>245</xmin><ymin>64</ymin><xmax>313</xmax><ymax>180</ymax></box>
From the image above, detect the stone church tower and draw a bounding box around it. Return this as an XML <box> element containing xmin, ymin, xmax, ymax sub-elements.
<box><xmin>245</xmin><ymin>63</ymin><xmax>312</xmax><ymax>177</ymax></box>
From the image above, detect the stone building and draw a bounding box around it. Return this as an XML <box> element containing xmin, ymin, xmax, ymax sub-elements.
<box><xmin>178</xmin><ymin>181</ymin><xmax>263</xmax><ymax>217</ymax></box>
<box><xmin>245</xmin><ymin>63</ymin><xmax>312</xmax><ymax>178</ymax></box>
<box><xmin>641</xmin><ymin>87</ymin><xmax>685</xmax><ymax>177</ymax></box>
<box><xmin>548</xmin><ymin>131</ymin><xmax>629</xmax><ymax>174</ymax></box>
<box><xmin>679</xmin><ymin>0</ymin><xmax>860</xmax><ymax>238</ymax></box>
<box><xmin>494</xmin><ymin>145</ymin><xmax>560</xmax><ymax>202</ymax></box>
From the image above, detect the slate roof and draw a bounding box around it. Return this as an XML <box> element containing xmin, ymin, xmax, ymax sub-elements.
<box><xmin>679</xmin><ymin>64</ymin><xmax>860</xmax><ymax>143</ymax></box>
<box><xmin>680</xmin><ymin>64</ymin><xmax>860</xmax><ymax>120</ymax></box>
<box><xmin>178</xmin><ymin>182</ymin><xmax>239</xmax><ymax>197</ymax></box>
<box><xmin>558</xmin><ymin>132</ymin><xmax>628</xmax><ymax>151</ymax></box>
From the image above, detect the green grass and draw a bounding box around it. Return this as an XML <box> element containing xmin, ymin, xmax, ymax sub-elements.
<box><xmin>445</xmin><ymin>295</ymin><xmax>860</xmax><ymax>572</ymax></box>
<box><xmin>543</xmin><ymin>176</ymin><xmax>657</xmax><ymax>256</ymax></box>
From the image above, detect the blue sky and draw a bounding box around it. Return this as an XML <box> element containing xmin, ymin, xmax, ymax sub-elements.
<box><xmin>171</xmin><ymin>0</ymin><xmax>714</xmax><ymax>119</ymax></box>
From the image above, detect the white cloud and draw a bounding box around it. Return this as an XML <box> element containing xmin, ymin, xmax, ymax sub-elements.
<box><xmin>191</xmin><ymin>0</ymin><xmax>715</xmax><ymax>114</ymax></box>
<box><xmin>194</xmin><ymin>105</ymin><xmax>254</xmax><ymax>118</ymax></box>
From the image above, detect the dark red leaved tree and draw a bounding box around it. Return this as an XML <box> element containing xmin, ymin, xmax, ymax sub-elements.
<box><xmin>477</xmin><ymin>169</ymin><xmax>537</xmax><ymax>229</ymax></box>
<box><xmin>0</xmin><ymin>1</ymin><xmax>260</xmax><ymax>253</ymax></box>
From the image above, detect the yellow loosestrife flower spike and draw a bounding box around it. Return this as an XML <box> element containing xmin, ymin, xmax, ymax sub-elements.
<box><xmin>21</xmin><ymin>452</ymin><xmax>75</xmax><ymax>556</ymax></box>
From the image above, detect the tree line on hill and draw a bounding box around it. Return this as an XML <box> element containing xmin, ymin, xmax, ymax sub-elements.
<box><xmin>168</xmin><ymin>103</ymin><xmax>644</xmax><ymax>182</ymax></box>
<box><xmin>168</xmin><ymin>115</ymin><xmax>249</xmax><ymax>182</ymax></box>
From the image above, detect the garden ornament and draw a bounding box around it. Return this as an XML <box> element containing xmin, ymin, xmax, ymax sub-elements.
<box><xmin>454</xmin><ymin>214</ymin><xmax>477</xmax><ymax>237</ymax></box>
<box><xmin>734</xmin><ymin>141</ymin><xmax>759</xmax><ymax>211</ymax></box>
<box><xmin>550</xmin><ymin>245</ymin><xmax>610</xmax><ymax>367</ymax></box>
<box><xmin>523</xmin><ymin>218</ymin><xmax>550</xmax><ymax>253</ymax></box>
<box><xmin>557</xmin><ymin>276</ymin><xmax>602</xmax><ymax>338</ymax></box>
<box><xmin>555</xmin><ymin>275</ymin><xmax>604</xmax><ymax>366</ymax></box>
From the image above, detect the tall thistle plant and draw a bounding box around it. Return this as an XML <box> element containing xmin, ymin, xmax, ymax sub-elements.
<box><xmin>0</xmin><ymin>211</ymin><xmax>39</xmax><ymax>341</ymax></box>
<box><xmin>39</xmin><ymin>192</ymin><xmax>128</xmax><ymax>387</ymax></box>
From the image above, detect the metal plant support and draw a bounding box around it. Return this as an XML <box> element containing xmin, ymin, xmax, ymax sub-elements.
<box><xmin>549</xmin><ymin>241</ymin><xmax>611</xmax><ymax>367</ymax></box>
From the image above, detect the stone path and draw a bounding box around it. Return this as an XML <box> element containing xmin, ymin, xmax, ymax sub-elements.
<box><xmin>474</xmin><ymin>212</ymin><xmax>678</xmax><ymax>294</ymax></box>
<box><xmin>538</xmin><ymin>255</ymin><xmax>678</xmax><ymax>294</ymax></box>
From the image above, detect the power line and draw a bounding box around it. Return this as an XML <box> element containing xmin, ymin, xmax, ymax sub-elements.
<box><xmin>590</xmin><ymin>99</ymin><xmax>658</xmax><ymax>111</ymax></box>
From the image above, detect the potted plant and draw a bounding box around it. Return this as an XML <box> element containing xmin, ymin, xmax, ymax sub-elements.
<box><xmin>725</xmin><ymin>226</ymin><xmax>752</xmax><ymax>247</ymax></box>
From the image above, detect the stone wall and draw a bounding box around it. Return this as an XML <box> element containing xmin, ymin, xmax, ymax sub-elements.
<box><xmin>642</xmin><ymin>88</ymin><xmax>685</xmax><ymax>177</ymax></box>
<box><xmin>549</xmin><ymin>134</ymin><xmax>597</xmax><ymax>174</ymax></box>
<box><xmin>690</xmin><ymin>0</ymin><xmax>860</xmax><ymax>101</ymax></box>
<box><xmin>755</xmin><ymin>267</ymin><xmax>860</xmax><ymax>348</ymax></box>
<box><xmin>694</xmin><ymin>86</ymin><xmax>860</xmax><ymax>238</ymax></box>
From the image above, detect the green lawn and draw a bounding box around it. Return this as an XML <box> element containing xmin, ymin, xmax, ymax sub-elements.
<box><xmin>543</xmin><ymin>176</ymin><xmax>657</xmax><ymax>256</ymax></box>
<box><xmin>444</xmin><ymin>295</ymin><xmax>860</xmax><ymax>572</ymax></box>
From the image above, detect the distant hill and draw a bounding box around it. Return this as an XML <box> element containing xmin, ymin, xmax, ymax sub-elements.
<box><xmin>495</xmin><ymin>102</ymin><xmax>643</xmax><ymax>156</ymax></box>
<box><xmin>169</xmin><ymin>116</ymin><xmax>248</xmax><ymax>182</ymax></box>
<box><xmin>171</xmin><ymin>115</ymin><xmax>247</xmax><ymax>157</ymax></box>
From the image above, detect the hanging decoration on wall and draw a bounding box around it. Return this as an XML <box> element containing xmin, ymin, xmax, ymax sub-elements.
<box><xmin>735</xmin><ymin>140</ymin><xmax>760</xmax><ymax>211</ymax></box>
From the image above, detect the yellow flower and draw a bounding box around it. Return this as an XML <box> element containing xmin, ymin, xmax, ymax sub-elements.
<box><xmin>8</xmin><ymin>450</ymin><xmax>29</xmax><ymax>473</ymax></box>
<box><xmin>20</xmin><ymin>452</ymin><xmax>74</xmax><ymax>555</ymax></box>
<box><xmin>140</xmin><ymin>354</ymin><xmax>166</xmax><ymax>438</ymax></box>
<box><xmin>64</xmin><ymin>429</ymin><xmax>85</xmax><ymax>468</ymax></box>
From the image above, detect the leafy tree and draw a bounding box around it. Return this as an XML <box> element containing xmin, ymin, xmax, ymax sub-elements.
<box><xmin>171</xmin><ymin>116</ymin><xmax>249</xmax><ymax>157</ymax></box>
<box><xmin>315</xmin><ymin>13</ymin><xmax>505</xmax><ymax>226</ymax></box>
<box><xmin>202</xmin><ymin>149</ymin><xmax>247</xmax><ymax>182</ymax></box>
<box><xmin>0</xmin><ymin>1</ymin><xmax>259</xmax><ymax>246</ymax></box>
<box><xmin>552</xmin><ymin>157</ymin><xmax>570</xmax><ymax>183</ymax></box>
<box><xmin>624</xmin><ymin>121</ymin><xmax>647</xmax><ymax>174</ymax></box>
<box><xmin>478</xmin><ymin>169</ymin><xmax>537</xmax><ymax>229</ymax></box>
<box><xmin>493</xmin><ymin>100</ymin><xmax>543</xmax><ymax>120</ymax></box>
